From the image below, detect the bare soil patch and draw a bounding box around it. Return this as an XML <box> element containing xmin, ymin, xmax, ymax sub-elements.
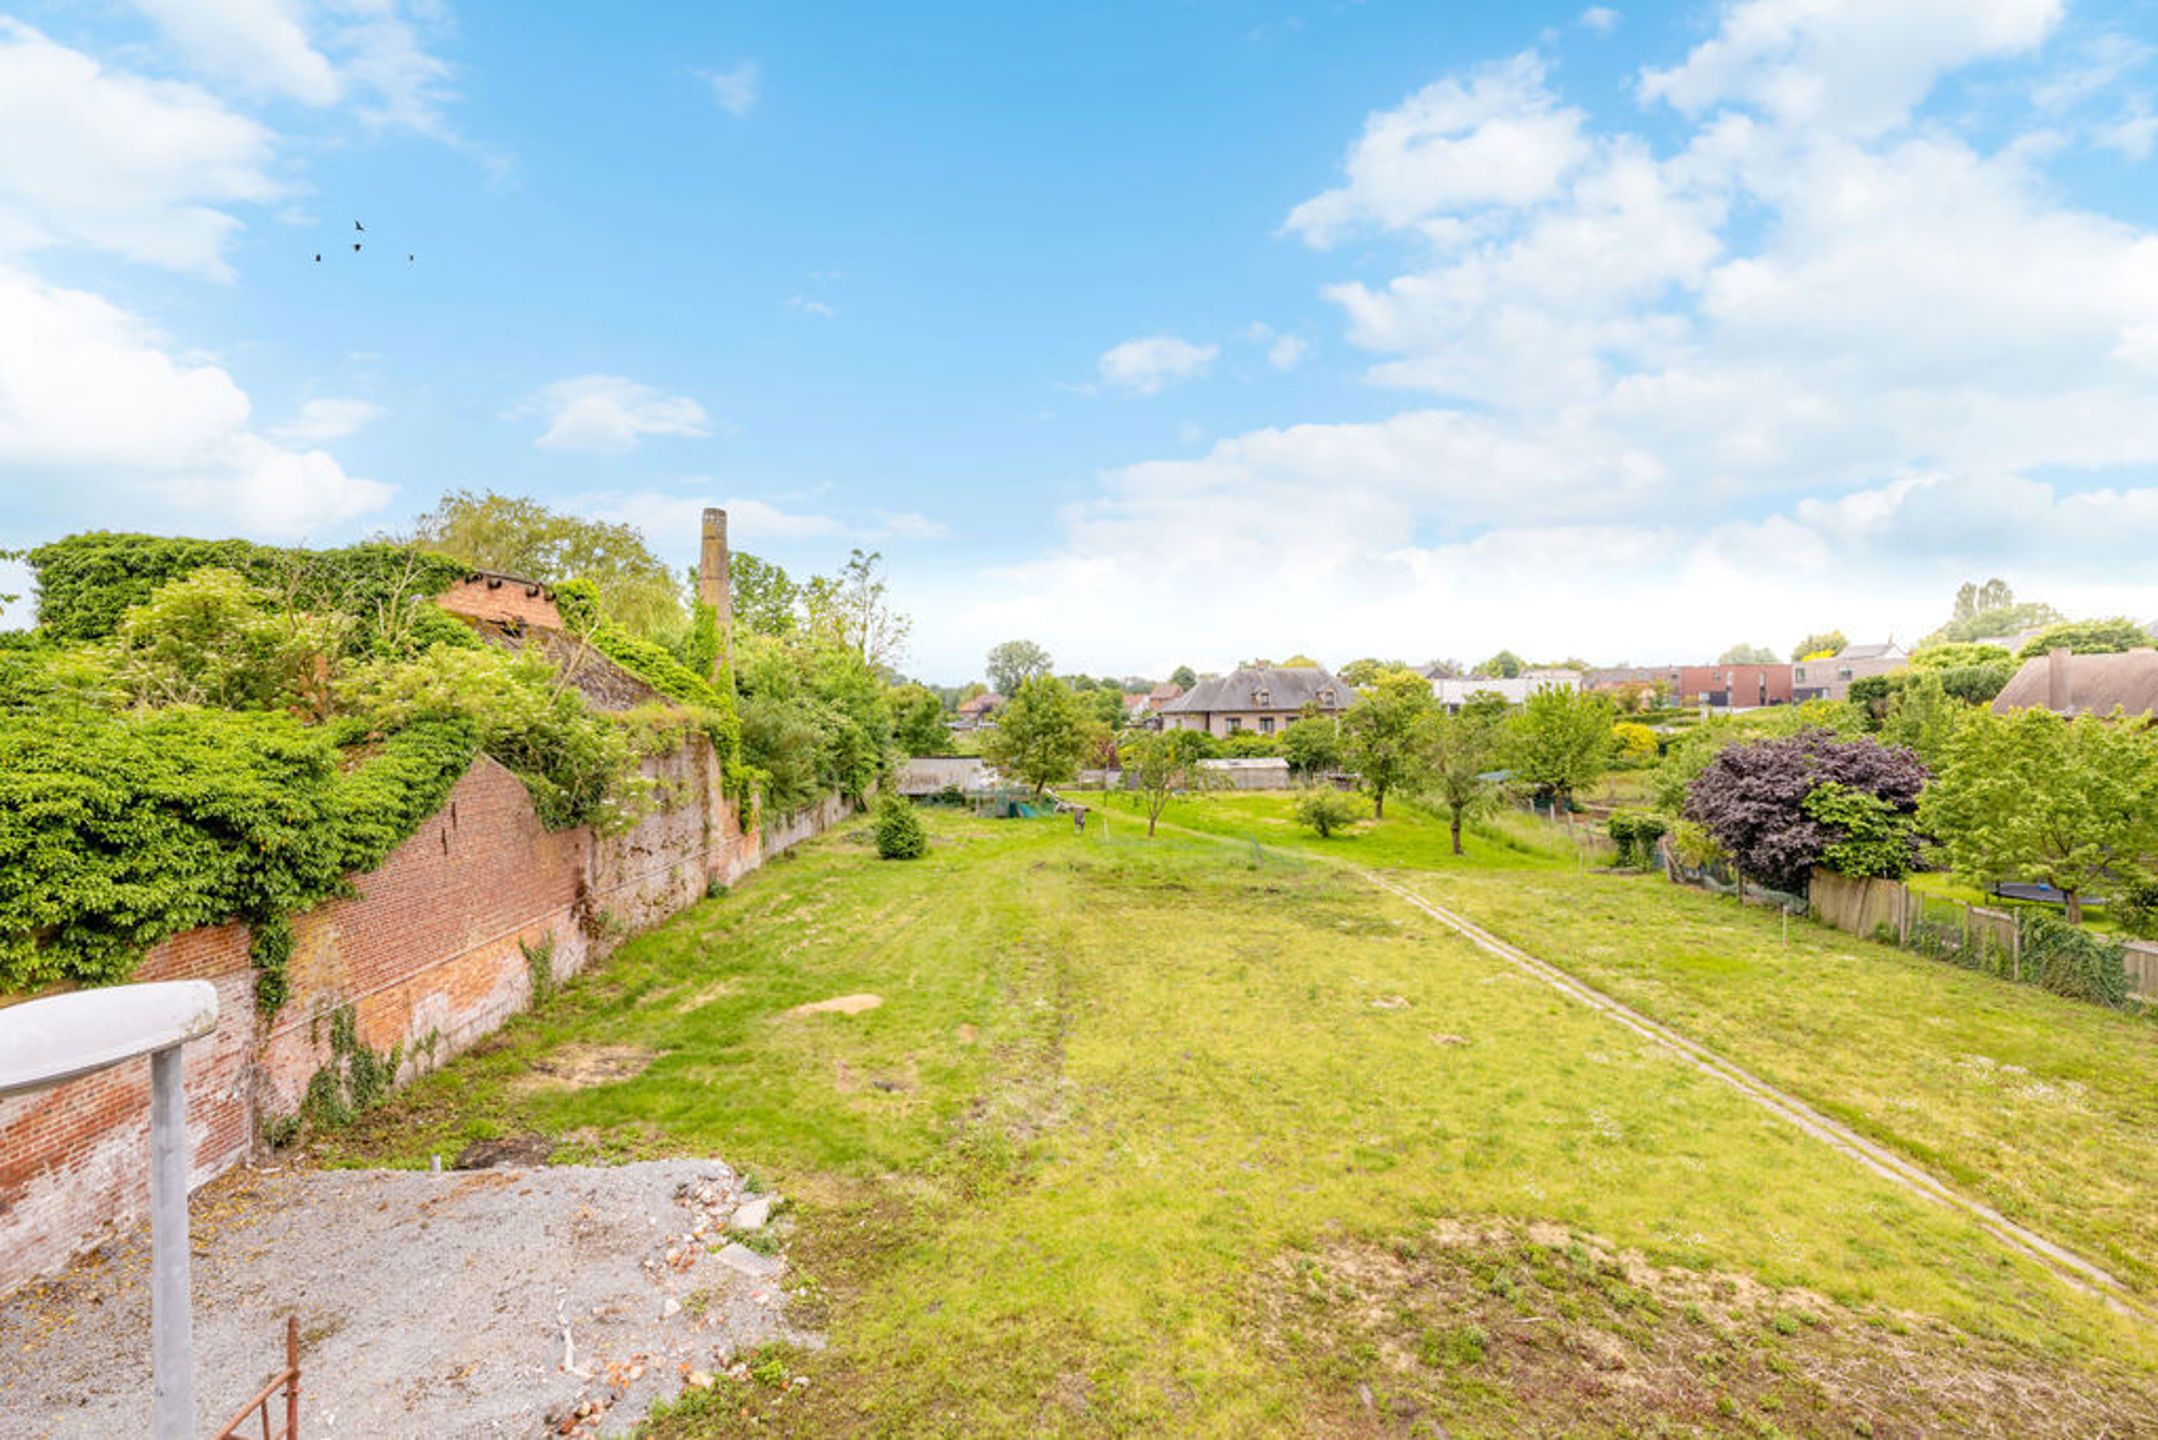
<box><xmin>1254</xmin><ymin>1222</ymin><xmax>2158</xmax><ymax>1437</ymax></box>
<box><xmin>783</xmin><ymin>993</ymin><xmax>883</xmax><ymax>1017</ymax></box>
<box><xmin>515</xmin><ymin>1042</ymin><xmax>657</xmax><ymax>1091</ymax></box>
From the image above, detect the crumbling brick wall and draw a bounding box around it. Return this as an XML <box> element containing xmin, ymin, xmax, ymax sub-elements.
<box><xmin>0</xmin><ymin>739</ymin><xmax>840</xmax><ymax>1294</ymax></box>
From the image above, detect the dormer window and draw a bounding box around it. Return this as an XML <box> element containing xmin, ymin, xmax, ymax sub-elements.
<box><xmin>1318</xmin><ymin>688</ymin><xmax>1335</xmax><ymax>707</ymax></box>
<box><xmin>1253</xmin><ymin>688</ymin><xmax>1271</xmax><ymax>707</ymax></box>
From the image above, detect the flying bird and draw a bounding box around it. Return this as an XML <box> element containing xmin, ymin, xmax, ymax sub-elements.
<box><xmin>354</xmin><ymin>220</ymin><xmax>365</xmax><ymax>232</ymax></box>
<box><xmin>352</xmin><ymin>242</ymin><xmax>362</xmax><ymax>252</ymax></box>
<box><xmin>313</xmin><ymin>253</ymin><xmax>321</xmax><ymax>263</ymax></box>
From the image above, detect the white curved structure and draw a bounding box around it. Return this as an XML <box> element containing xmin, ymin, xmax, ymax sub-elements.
<box><xmin>0</xmin><ymin>981</ymin><xmax>219</xmax><ymax>1439</ymax></box>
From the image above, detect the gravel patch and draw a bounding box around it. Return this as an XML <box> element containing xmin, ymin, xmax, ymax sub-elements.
<box><xmin>0</xmin><ymin>1159</ymin><xmax>809</xmax><ymax>1437</ymax></box>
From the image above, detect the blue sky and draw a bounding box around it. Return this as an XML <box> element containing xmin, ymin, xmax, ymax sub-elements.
<box><xmin>3</xmin><ymin>0</ymin><xmax>2158</xmax><ymax>681</ymax></box>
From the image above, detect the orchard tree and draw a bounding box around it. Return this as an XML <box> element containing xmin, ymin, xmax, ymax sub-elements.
<box><xmin>981</xmin><ymin>676</ymin><xmax>1097</xmax><ymax>796</ymax></box>
<box><xmin>890</xmin><ymin>683</ymin><xmax>949</xmax><ymax>756</ymax></box>
<box><xmin>986</xmin><ymin>638</ymin><xmax>1054</xmax><ymax>694</ymax></box>
<box><xmin>1683</xmin><ymin>729</ymin><xmax>1928</xmax><ymax>893</ymax></box>
<box><xmin>1340</xmin><ymin>668</ymin><xmax>1435</xmax><ymax>818</ymax></box>
<box><xmin>1428</xmin><ymin>703</ymin><xmax>1504</xmax><ymax>855</ymax></box>
<box><xmin>1280</xmin><ymin>715</ymin><xmax>1344</xmax><ymax>777</ymax></box>
<box><xmin>1921</xmin><ymin>708</ymin><xmax>2158</xmax><ymax>923</ymax></box>
<box><xmin>1124</xmin><ymin>728</ymin><xmax>1212</xmax><ymax>837</ymax></box>
<box><xmin>1507</xmin><ymin>688</ymin><xmax>1616</xmax><ymax>810</ymax></box>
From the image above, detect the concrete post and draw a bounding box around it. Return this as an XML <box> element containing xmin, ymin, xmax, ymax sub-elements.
<box><xmin>698</xmin><ymin>507</ymin><xmax>733</xmax><ymax>682</ymax></box>
<box><xmin>149</xmin><ymin>1044</ymin><xmax>195</xmax><ymax>1439</ymax></box>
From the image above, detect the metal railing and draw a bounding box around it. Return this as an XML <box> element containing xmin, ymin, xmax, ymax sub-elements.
<box><xmin>212</xmin><ymin>1316</ymin><xmax>300</xmax><ymax>1440</ymax></box>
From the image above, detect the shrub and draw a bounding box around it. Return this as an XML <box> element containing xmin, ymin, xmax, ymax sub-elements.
<box><xmin>873</xmin><ymin>794</ymin><xmax>928</xmax><ymax>859</ymax></box>
<box><xmin>1610</xmin><ymin>722</ymin><xmax>1658</xmax><ymax>765</ymax></box>
<box><xmin>2116</xmin><ymin>876</ymin><xmax>2158</xmax><ymax>940</ymax></box>
<box><xmin>1294</xmin><ymin>787</ymin><xmax>1366</xmax><ymax>838</ymax></box>
<box><xmin>1605</xmin><ymin>809</ymin><xmax>1668</xmax><ymax>869</ymax></box>
<box><xmin>2019</xmin><ymin>911</ymin><xmax>2132</xmax><ymax>1007</ymax></box>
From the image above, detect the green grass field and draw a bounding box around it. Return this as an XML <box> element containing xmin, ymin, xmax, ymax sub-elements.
<box><xmin>319</xmin><ymin>799</ymin><xmax>2158</xmax><ymax>1436</ymax></box>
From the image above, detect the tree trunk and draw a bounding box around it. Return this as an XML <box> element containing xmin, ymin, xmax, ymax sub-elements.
<box><xmin>1373</xmin><ymin>788</ymin><xmax>1385</xmax><ymax>820</ymax></box>
<box><xmin>1450</xmin><ymin>811</ymin><xmax>1464</xmax><ymax>856</ymax></box>
<box><xmin>2066</xmin><ymin>890</ymin><xmax>2083</xmax><ymax>925</ymax></box>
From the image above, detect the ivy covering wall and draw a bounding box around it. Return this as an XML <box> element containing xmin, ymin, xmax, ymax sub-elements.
<box><xmin>0</xmin><ymin>533</ymin><xmax>753</xmax><ymax>999</ymax></box>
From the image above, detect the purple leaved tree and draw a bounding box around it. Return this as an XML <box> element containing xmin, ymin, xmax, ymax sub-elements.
<box><xmin>1682</xmin><ymin>729</ymin><xmax>1929</xmax><ymax>893</ymax></box>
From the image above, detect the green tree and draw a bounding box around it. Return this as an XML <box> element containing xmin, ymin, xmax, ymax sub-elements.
<box><xmin>804</xmin><ymin>549</ymin><xmax>910</xmax><ymax>670</ymax></box>
<box><xmin>2016</xmin><ymin>618</ymin><xmax>2153</xmax><ymax>659</ymax></box>
<box><xmin>1876</xmin><ymin>669</ymin><xmax>1966</xmax><ymax>768</ymax></box>
<box><xmin>1921</xmin><ymin>708</ymin><xmax>2158</xmax><ymax>923</ymax></box>
<box><xmin>415</xmin><ymin>489</ymin><xmax>683</xmax><ymax>637</ymax></box>
<box><xmin>1475</xmin><ymin>650</ymin><xmax>1524</xmax><ymax>679</ymax></box>
<box><xmin>1340</xmin><ymin>668</ymin><xmax>1435</xmax><ymax>818</ymax></box>
<box><xmin>986</xmin><ymin>638</ymin><xmax>1054</xmax><ymax>695</ymax></box>
<box><xmin>731</xmin><ymin>553</ymin><xmax>802</xmax><ymax>637</ymax></box>
<box><xmin>1280</xmin><ymin>715</ymin><xmax>1343</xmax><ymax>777</ymax></box>
<box><xmin>1923</xmin><ymin>578</ymin><xmax>2063</xmax><ymax>645</ymax></box>
<box><xmin>1717</xmin><ymin>642</ymin><xmax>1779</xmax><ymax>665</ymax></box>
<box><xmin>1910</xmin><ymin>641</ymin><xmax>2010</xmax><ymax>670</ymax></box>
<box><xmin>1428</xmin><ymin>704</ymin><xmax>1503</xmax><ymax>855</ymax></box>
<box><xmin>1169</xmin><ymin>664</ymin><xmax>1197</xmax><ymax>689</ymax></box>
<box><xmin>1124</xmin><ymin>727</ymin><xmax>1211</xmax><ymax>837</ymax></box>
<box><xmin>1338</xmin><ymin>658</ymin><xmax>1403</xmax><ymax>686</ymax></box>
<box><xmin>890</xmin><ymin>683</ymin><xmax>949</xmax><ymax>756</ymax></box>
<box><xmin>1801</xmin><ymin>782</ymin><xmax>1917</xmax><ymax>881</ymax></box>
<box><xmin>1507</xmin><ymin>687</ymin><xmax>1616</xmax><ymax>810</ymax></box>
<box><xmin>982</xmin><ymin>676</ymin><xmax>1097</xmax><ymax>796</ymax></box>
<box><xmin>1791</xmin><ymin>630</ymin><xmax>1847</xmax><ymax>661</ymax></box>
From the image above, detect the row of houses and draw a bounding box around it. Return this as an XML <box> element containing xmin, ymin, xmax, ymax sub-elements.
<box><xmin>952</xmin><ymin>640</ymin><xmax>2158</xmax><ymax>744</ymax></box>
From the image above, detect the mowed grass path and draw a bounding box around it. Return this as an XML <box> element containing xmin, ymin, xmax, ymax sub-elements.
<box><xmin>1152</xmin><ymin>791</ymin><xmax>2158</xmax><ymax>1294</ymax></box>
<box><xmin>324</xmin><ymin>806</ymin><xmax>2158</xmax><ymax>1435</ymax></box>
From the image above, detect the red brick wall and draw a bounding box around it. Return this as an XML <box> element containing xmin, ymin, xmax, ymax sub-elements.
<box><xmin>435</xmin><ymin>573</ymin><xmax>564</xmax><ymax>632</ymax></box>
<box><xmin>0</xmin><ymin>739</ymin><xmax>842</xmax><ymax>1294</ymax></box>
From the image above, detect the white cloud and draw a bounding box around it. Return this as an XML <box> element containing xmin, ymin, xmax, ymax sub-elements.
<box><xmin>131</xmin><ymin>0</ymin><xmax>339</xmax><ymax>104</ymax></box>
<box><xmin>272</xmin><ymin>396</ymin><xmax>384</xmax><ymax>441</ymax></box>
<box><xmin>122</xmin><ymin>0</ymin><xmax>465</xmax><ymax>140</ymax></box>
<box><xmin>2099</xmin><ymin>103</ymin><xmax>2158</xmax><ymax>161</ymax></box>
<box><xmin>1639</xmin><ymin>0</ymin><xmax>2062</xmax><ymax>136</ymax></box>
<box><xmin>931</xmin><ymin>12</ymin><xmax>2158</xmax><ymax>679</ymax></box>
<box><xmin>0</xmin><ymin>21</ymin><xmax>278</xmax><ymax>278</ymax></box>
<box><xmin>1266</xmin><ymin>335</ymin><xmax>1309</xmax><ymax>371</ymax></box>
<box><xmin>518</xmin><ymin>375</ymin><xmax>712</xmax><ymax>454</ymax></box>
<box><xmin>0</xmin><ymin>264</ymin><xmax>390</xmax><ymax>538</ymax></box>
<box><xmin>1097</xmin><ymin>335</ymin><xmax>1219</xmax><ymax>395</ymax></box>
<box><xmin>877</xmin><ymin>511</ymin><xmax>949</xmax><ymax>540</ymax></box>
<box><xmin>1580</xmin><ymin>8</ymin><xmax>1620</xmax><ymax>36</ymax></box>
<box><xmin>1285</xmin><ymin>53</ymin><xmax>1591</xmax><ymax>247</ymax></box>
<box><xmin>787</xmin><ymin>295</ymin><xmax>837</xmax><ymax>318</ymax></box>
<box><xmin>708</xmin><ymin>61</ymin><xmax>760</xmax><ymax>118</ymax></box>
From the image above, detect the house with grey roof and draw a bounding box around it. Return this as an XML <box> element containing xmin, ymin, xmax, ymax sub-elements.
<box><xmin>1159</xmin><ymin>665</ymin><xmax>1353</xmax><ymax>739</ymax></box>
<box><xmin>1791</xmin><ymin>641</ymin><xmax>1908</xmax><ymax>702</ymax></box>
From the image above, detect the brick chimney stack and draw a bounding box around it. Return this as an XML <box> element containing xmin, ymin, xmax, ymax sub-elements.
<box><xmin>698</xmin><ymin>507</ymin><xmax>733</xmax><ymax>682</ymax></box>
<box><xmin>2047</xmin><ymin>646</ymin><xmax>2072</xmax><ymax>714</ymax></box>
